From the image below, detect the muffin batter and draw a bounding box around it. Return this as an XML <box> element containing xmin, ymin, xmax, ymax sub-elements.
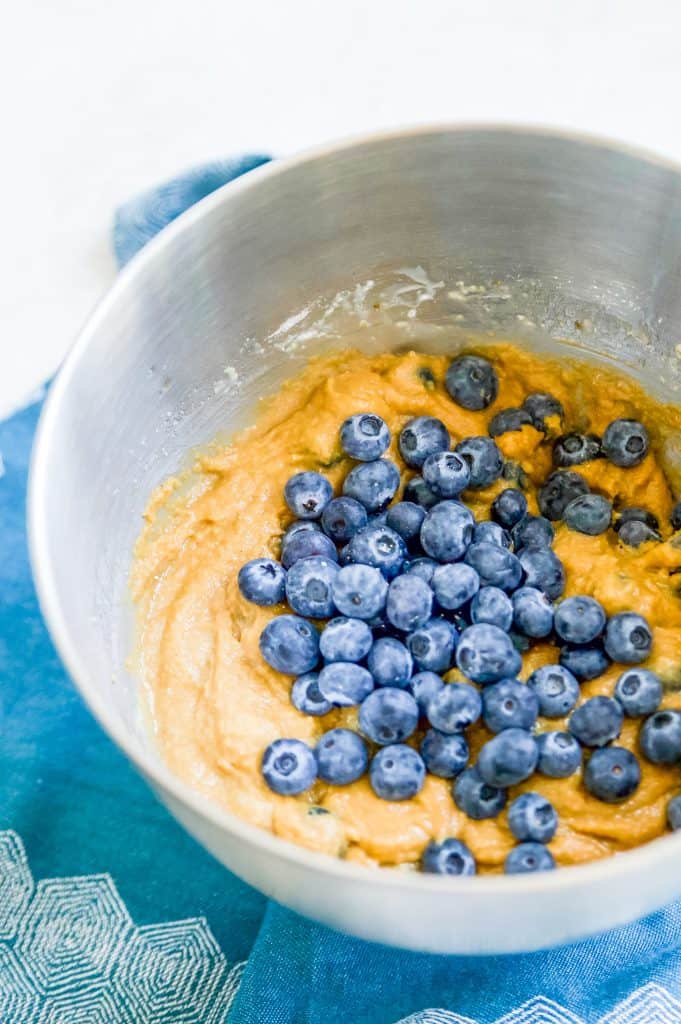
<box><xmin>131</xmin><ymin>344</ymin><xmax>681</xmax><ymax>871</ymax></box>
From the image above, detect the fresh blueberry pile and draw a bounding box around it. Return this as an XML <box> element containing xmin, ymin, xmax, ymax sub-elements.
<box><xmin>237</xmin><ymin>353</ymin><xmax>681</xmax><ymax>877</ymax></box>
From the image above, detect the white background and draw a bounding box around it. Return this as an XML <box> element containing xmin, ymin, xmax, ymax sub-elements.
<box><xmin>4</xmin><ymin>0</ymin><xmax>681</xmax><ymax>416</ymax></box>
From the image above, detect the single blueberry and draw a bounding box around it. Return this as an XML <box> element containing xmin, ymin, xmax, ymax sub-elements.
<box><xmin>668</xmin><ymin>794</ymin><xmax>681</xmax><ymax>831</ymax></box>
<box><xmin>464</xmin><ymin>542</ymin><xmax>523</xmax><ymax>592</ymax></box>
<box><xmin>522</xmin><ymin>392</ymin><xmax>565</xmax><ymax>432</ymax></box>
<box><xmin>492</xmin><ymin>488</ymin><xmax>528</xmax><ymax>529</ymax></box>
<box><xmin>368</xmin><ymin>637</ymin><xmax>414</xmax><ymax>688</ymax></box>
<box><xmin>422</xmin><ymin>837</ymin><xmax>476</xmax><ymax>875</ymax></box>
<box><xmin>259</xmin><ymin>615</ymin><xmax>320</xmax><ymax>675</ymax></box>
<box><xmin>553</xmin><ymin>432</ymin><xmax>601</xmax><ymax>468</ymax></box>
<box><xmin>422</xmin><ymin>450</ymin><xmax>471</xmax><ymax>497</ymax></box>
<box><xmin>332</xmin><ymin>564</ymin><xmax>388</xmax><ymax>619</ymax></box>
<box><xmin>420</xmin><ymin>500</ymin><xmax>475</xmax><ymax>562</ymax></box>
<box><xmin>284</xmin><ymin>471</ymin><xmax>333</xmax><ymax>520</ymax></box>
<box><xmin>615</xmin><ymin>668</ymin><xmax>663</xmax><ymax>717</ymax></box>
<box><xmin>508</xmin><ymin>792</ymin><xmax>558</xmax><ymax>843</ymax></box>
<box><xmin>281</xmin><ymin>529</ymin><xmax>338</xmax><ymax>569</ymax></box>
<box><xmin>343</xmin><ymin>458</ymin><xmax>401</xmax><ymax>513</ymax></box>
<box><xmin>407</xmin><ymin>618</ymin><xmax>458</xmax><ymax>673</ymax></box>
<box><xmin>569</xmin><ymin>696</ymin><xmax>623</xmax><ymax>747</ymax></box>
<box><xmin>602</xmin><ymin>418</ymin><xmax>649</xmax><ymax>468</ymax></box>
<box><xmin>518</xmin><ymin>547</ymin><xmax>566</xmax><ymax>600</ymax></box>
<box><xmin>261</xmin><ymin>738</ymin><xmax>317</xmax><ymax>795</ymax></box>
<box><xmin>671</xmin><ymin>500</ymin><xmax>681</xmax><ymax>532</ymax></box>
<box><xmin>346</xmin><ymin>523</ymin><xmax>407</xmax><ymax>579</ymax></box>
<box><xmin>408</xmin><ymin>671</ymin><xmax>446</xmax><ymax>713</ymax></box>
<box><xmin>431</xmin><ymin>562</ymin><xmax>480</xmax><ymax>610</ymax></box>
<box><xmin>315</xmin><ymin>728</ymin><xmax>369</xmax><ymax>785</ymax></box>
<box><xmin>340</xmin><ymin>413</ymin><xmax>390</xmax><ymax>461</ymax></box>
<box><xmin>617</xmin><ymin>520</ymin><xmax>661</xmax><ymax>547</ymax></box>
<box><xmin>359</xmin><ymin>688</ymin><xmax>419</xmax><ymax>745</ymax></box>
<box><xmin>453</xmin><ymin>767</ymin><xmax>507</xmax><ymax>819</ymax></box>
<box><xmin>470</xmin><ymin>586</ymin><xmax>514</xmax><ymax>631</ymax></box>
<box><xmin>426</xmin><ymin>682</ymin><xmax>482</xmax><ymax>734</ymax></box>
<box><xmin>640</xmin><ymin>710</ymin><xmax>681</xmax><ymax>764</ymax></box>
<box><xmin>321</xmin><ymin>496</ymin><xmax>368</xmax><ymax>544</ymax></box>
<box><xmin>319</xmin><ymin>617</ymin><xmax>373</xmax><ymax>663</ymax></box>
<box><xmin>317</xmin><ymin>662</ymin><xmax>374</xmax><ymax>706</ymax></box>
<box><xmin>291</xmin><ymin>673</ymin><xmax>333</xmax><ymax>716</ymax></box>
<box><xmin>285</xmin><ymin>556</ymin><xmax>339</xmax><ymax>618</ymax></box>
<box><xmin>477</xmin><ymin>728</ymin><xmax>538</xmax><ymax>787</ymax></box>
<box><xmin>456</xmin><ymin>623</ymin><xmax>522</xmax><ymax>684</ymax></box>
<box><xmin>538</xmin><ymin>470</ymin><xmax>590</xmax><ymax>521</ymax></box>
<box><xmin>615</xmin><ymin>506</ymin><xmax>660</xmax><ymax>533</ymax></box>
<box><xmin>455</xmin><ymin>436</ymin><xmax>504</xmax><ymax>489</ymax></box>
<box><xmin>420</xmin><ymin>729</ymin><xmax>469</xmax><ymax>778</ymax></box>
<box><xmin>385</xmin><ymin>574</ymin><xmax>434</xmax><ymax>633</ymax></box>
<box><xmin>554</xmin><ymin>595</ymin><xmax>606</xmax><ymax>645</ymax></box>
<box><xmin>403</xmin><ymin>474</ymin><xmax>440</xmax><ymax>509</ymax></box>
<box><xmin>527</xmin><ymin>665</ymin><xmax>580</xmax><ymax>717</ymax></box>
<box><xmin>511</xmin><ymin>586</ymin><xmax>554</xmax><ymax>638</ymax></box>
<box><xmin>563</xmin><ymin>493</ymin><xmax>612</xmax><ymax>535</ymax></box>
<box><xmin>559</xmin><ymin>643</ymin><xmax>610</xmax><ymax>681</ymax></box>
<box><xmin>445</xmin><ymin>354</ymin><xmax>498</xmax><ymax>411</ymax></box>
<box><xmin>369</xmin><ymin>744</ymin><xmax>426</xmax><ymax>800</ymax></box>
<box><xmin>238</xmin><ymin>558</ymin><xmax>287</xmax><ymax>606</ymax></box>
<box><xmin>404</xmin><ymin>556</ymin><xmax>439</xmax><ymax>584</ymax></box>
<box><xmin>584</xmin><ymin>746</ymin><xmax>641</xmax><ymax>803</ymax></box>
<box><xmin>511</xmin><ymin>515</ymin><xmax>555</xmax><ymax>550</ymax></box>
<box><xmin>604</xmin><ymin>612</ymin><xmax>653</xmax><ymax>664</ymax></box>
<box><xmin>473</xmin><ymin>521</ymin><xmax>512</xmax><ymax>548</ymax></box>
<box><xmin>488</xmin><ymin>407</ymin><xmax>533</xmax><ymax>436</ymax></box>
<box><xmin>505</xmin><ymin>842</ymin><xmax>555</xmax><ymax>874</ymax></box>
<box><xmin>386</xmin><ymin>501</ymin><xmax>427</xmax><ymax>543</ymax></box>
<box><xmin>482</xmin><ymin>678</ymin><xmax>539</xmax><ymax>733</ymax></box>
<box><xmin>536</xmin><ymin>730</ymin><xmax>582</xmax><ymax>778</ymax></box>
<box><xmin>398</xmin><ymin>416</ymin><xmax>450</xmax><ymax>468</ymax></box>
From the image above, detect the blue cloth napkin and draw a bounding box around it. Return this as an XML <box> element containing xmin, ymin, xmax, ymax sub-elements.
<box><xmin>3</xmin><ymin>156</ymin><xmax>681</xmax><ymax>1024</ymax></box>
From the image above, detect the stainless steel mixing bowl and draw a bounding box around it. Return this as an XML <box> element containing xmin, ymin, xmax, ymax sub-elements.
<box><xmin>29</xmin><ymin>126</ymin><xmax>681</xmax><ymax>953</ymax></box>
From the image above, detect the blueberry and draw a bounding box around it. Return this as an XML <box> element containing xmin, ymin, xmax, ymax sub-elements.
<box><xmin>317</xmin><ymin>662</ymin><xmax>374</xmax><ymax>706</ymax></box>
<box><xmin>563</xmin><ymin>494</ymin><xmax>612</xmax><ymax>535</ymax></box>
<box><xmin>403</xmin><ymin>475</ymin><xmax>440</xmax><ymax>509</ymax></box>
<box><xmin>284</xmin><ymin>471</ymin><xmax>333</xmax><ymax>520</ymax></box>
<box><xmin>617</xmin><ymin>520</ymin><xmax>661</xmax><ymax>547</ymax></box>
<box><xmin>602</xmin><ymin>418</ymin><xmax>649</xmax><ymax>468</ymax></box>
<box><xmin>315</xmin><ymin>728</ymin><xmax>369</xmax><ymax>785</ymax></box>
<box><xmin>407</xmin><ymin>618</ymin><xmax>458</xmax><ymax>672</ymax></box>
<box><xmin>488</xmin><ymin>407</ymin><xmax>533</xmax><ymax>436</ymax></box>
<box><xmin>260</xmin><ymin>615</ymin><xmax>320</xmax><ymax>675</ymax></box>
<box><xmin>517</xmin><ymin>548</ymin><xmax>565</xmax><ymax>600</ymax></box>
<box><xmin>505</xmin><ymin>842</ymin><xmax>555</xmax><ymax>874</ymax></box>
<box><xmin>477</xmin><ymin>728</ymin><xmax>538</xmax><ymax>787</ymax></box>
<box><xmin>426</xmin><ymin>682</ymin><xmax>482</xmax><ymax>734</ymax></box>
<box><xmin>511</xmin><ymin>515</ymin><xmax>555</xmax><ymax>550</ymax></box>
<box><xmin>604</xmin><ymin>612</ymin><xmax>653</xmax><ymax>664</ymax></box>
<box><xmin>321</xmin><ymin>496</ymin><xmax>368</xmax><ymax>544</ymax></box>
<box><xmin>453</xmin><ymin>767</ymin><xmax>507</xmax><ymax>819</ymax></box>
<box><xmin>508</xmin><ymin>792</ymin><xmax>558</xmax><ymax>843</ymax></box>
<box><xmin>422</xmin><ymin>450</ymin><xmax>471</xmax><ymax>497</ymax></box>
<box><xmin>340</xmin><ymin>413</ymin><xmax>390</xmax><ymax>461</ymax></box>
<box><xmin>359</xmin><ymin>688</ymin><xmax>419</xmax><ymax>745</ymax></box>
<box><xmin>456</xmin><ymin>624</ymin><xmax>522</xmax><ymax>684</ymax></box>
<box><xmin>527</xmin><ymin>665</ymin><xmax>580</xmax><ymax>717</ymax></box>
<box><xmin>238</xmin><ymin>558</ymin><xmax>287</xmax><ymax>606</ymax></box>
<box><xmin>538</xmin><ymin>470</ymin><xmax>589</xmax><ymax>521</ymax></box>
<box><xmin>281</xmin><ymin>529</ymin><xmax>338</xmax><ymax>569</ymax></box>
<box><xmin>291</xmin><ymin>673</ymin><xmax>333</xmax><ymax>716</ymax></box>
<box><xmin>492</xmin><ymin>488</ymin><xmax>528</xmax><ymax>529</ymax></box>
<box><xmin>511</xmin><ymin>587</ymin><xmax>554</xmax><ymax>638</ymax></box>
<box><xmin>536</xmin><ymin>731</ymin><xmax>582</xmax><ymax>778</ymax></box>
<box><xmin>614</xmin><ymin>668</ymin><xmax>663</xmax><ymax>717</ymax></box>
<box><xmin>522</xmin><ymin>392</ymin><xmax>565</xmax><ymax>432</ymax></box>
<box><xmin>422</xmin><ymin>837</ymin><xmax>476</xmax><ymax>875</ymax></box>
<box><xmin>343</xmin><ymin>459</ymin><xmax>401</xmax><ymax>513</ymax></box>
<box><xmin>553</xmin><ymin>432</ymin><xmax>601</xmax><ymax>468</ymax></box>
<box><xmin>332</xmin><ymin>564</ymin><xmax>388</xmax><ymax>619</ymax></box>
<box><xmin>431</xmin><ymin>562</ymin><xmax>480</xmax><ymax>610</ymax></box>
<box><xmin>473</xmin><ymin>521</ymin><xmax>512</xmax><ymax>548</ymax></box>
<box><xmin>470</xmin><ymin>586</ymin><xmax>513</xmax><ymax>631</ymax></box>
<box><xmin>398</xmin><ymin>416</ymin><xmax>450</xmax><ymax>468</ymax></box>
<box><xmin>368</xmin><ymin>637</ymin><xmax>414</xmax><ymax>688</ymax></box>
<box><xmin>667</xmin><ymin>795</ymin><xmax>681</xmax><ymax>830</ymax></box>
<box><xmin>386</xmin><ymin>501</ymin><xmax>427</xmax><ymax>543</ymax></box>
<box><xmin>672</xmin><ymin>501</ymin><xmax>681</xmax><ymax>532</ymax></box>
<box><xmin>420</xmin><ymin>729</ymin><xmax>469</xmax><ymax>778</ymax></box>
<box><xmin>319</xmin><ymin>617</ymin><xmax>373</xmax><ymax>663</ymax></box>
<box><xmin>261</xmin><ymin>738</ymin><xmax>317</xmax><ymax>795</ymax></box>
<box><xmin>445</xmin><ymin>354</ymin><xmax>498</xmax><ymax>411</ymax></box>
<box><xmin>404</xmin><ymin>556</ymin><xmax>439</xmax><ymax>584</ymax></box>
<box><xmin>346</xmin><ymin>524</ymin><xmax>407</xmax><ymax>579</ymax></box>
<box><xmin>455</xmin><ymin>436</ymin><xmax>504</xmax><ymax>489</ymax></box>
<box><xmin>615</xmin><ymin>506</ymin><xmax>660</xmax><ymax>533</ymax></box>
<box><xmin>420</xmin><ymin>500</ymin><xmax>475</xmax><ymax>562</ymax></box>
<box><xmin>569</xmin><ymin>696</ymin><xmax>623</xmax><ymax>747</ymax></box>
<box><xmin>482</xmin><ymin>678</ymin><xmax>539</xmax><ymax>733</ymax></box>
<box><xmin>464</xmin><ymin>542</ymin><xmax>523</xmax><ymax>593</ymax></box>
<box><xmin>285</xmin><ymin>556</ymin><xmax>339</xmax><ymax>618</ymax></box>
<box><xmin>554</xmin><ymin>595</ymin><xmax>606</xmax><ymax>645</ymax></box>
<box><xmin>584</xmin><ymin>746</ymin><xmax>641</xmax><ymax>802</ymax></box>
<box><xmin>559</xmin><ymin>643</ymin><xmax>610</xmax><ymax>682</ymax></box>
<box><xmin>640</xmin><ymin>710</ymin><xmax>681</xmax><ymax>764</ymax></box>
<box><xmin>370</xmin><ymin>744</ymin><xmax>426</xmax><ymax>800</ymax></box>
<box><xmin>408</xmin><ymin>671</ymin><xmax>445</xmax><ymax>713</ymax></box>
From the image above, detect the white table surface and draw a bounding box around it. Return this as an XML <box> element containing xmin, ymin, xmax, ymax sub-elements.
<box><xmin>4</xmin><ymin>0</ymin><xmax>681</xmax><ymax>417</ymax></box>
